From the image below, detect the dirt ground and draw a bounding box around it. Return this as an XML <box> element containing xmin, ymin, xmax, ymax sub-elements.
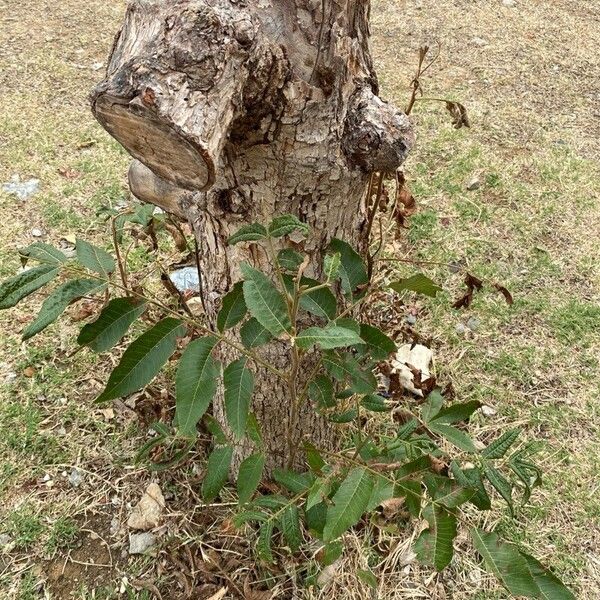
<box><xmin>1</xmin><ymin>0</ymin><xmax>599</xmax><ymax>598</ymax></box>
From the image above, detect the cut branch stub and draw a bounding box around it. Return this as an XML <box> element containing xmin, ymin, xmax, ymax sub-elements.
<box><xmin>91</xmin><ymin>0</ymin><xmax>288</xmax><ymax>192</ymax></box>
<box><xmin>343</xmin><ymin>87</ymin><xmax>415</xmax><ymax>173</ymax></box>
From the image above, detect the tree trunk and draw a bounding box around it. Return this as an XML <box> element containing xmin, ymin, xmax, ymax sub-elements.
<box><xmin>91</xmin><ymin>0</ymin><xmax>413</xmax><ymax>472</ymax></box>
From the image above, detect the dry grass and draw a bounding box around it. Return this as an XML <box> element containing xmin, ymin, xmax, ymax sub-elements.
<box><xmin>1</xmin><ymin>0</ymin><xmax>599</xmax><ymax>598</ymax></box>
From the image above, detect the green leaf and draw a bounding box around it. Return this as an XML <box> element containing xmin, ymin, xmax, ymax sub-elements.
<box><xmin>0</xmin><ymin>265</ymin><xmax>59</xmax><ymax>310</ymax></box>
<box><xmin>273</xmin><ymin>469</ymin><xmax>314</xmax><ymax>495</ymax></box>
<box><xmin>227</xmin><ymin>223</ymin><xmax>267</xmax><ymax>245</ymax></box>
<box><xmin>240</xmin><ymin>317</ymin><xmax>273</xmax><ymax>348</ymax></box>
<box><xmin>237</xmin><ymin>453</ymin><xmax>265</xmax><ymax>504</ymax></box>
<box><xmin>521</xmin><ymin>552</ymin><xmax>576</xmax><ymax>599</ymax></box>
<box><xmin>323</xmin><ymin>467</ymin><xmax>373</xmax><ymax>542</ymax></box>
<box><xmin>304</xmin><ymin>442</ymin><xmax>326</xmax><ymax>473</ymax></box>
<box><xmin>202</xmin><ymin>445</ymin><xmax>233</xmax><ymax>502</ymax></box>
<box><xmin>429</xmin><ymin>422</ymin><xmax>477</xmax><ymax>453</ymax></box>
<box><xmin>280</xmin><ymin>504</ymin><xmax>302</xmax><ymax>552</ymax></box>
<box><xmin>509</xmin><ymin>455</ymin><xmax>542</xmax><ymax>504</ymax></box>
<box><xmin>252</xmin><ymin>495</ymin><xmax>288</xmax><ymax>509</ymax></box>
<box><xmin>203</xmin><ymin>414</ymin><xmax>228</xmax><ymax>445</ymax></box>
<box><xmin>323</xmin><ymin>352</ymin><xmax>377</xmax><ymax>394</ymax></box>
<box><xmin>414</xmin><ymin>504</ymin><xmax>457</xmax><ymax>571</ymax></box>
<box><xmin>366</xmin><ymin>474</ymin><xmax>394</xmax><ymax>511</ymax></box>
<box><xmin>75</xmin><ymin>239</ymin><xmax>115</xmax><ymax>275</ymax></box>
<box><xmin>358</xmin><ymin>324</ymin><xmax>396</xmax><ymax>360</ymax></box>
<box><xmin>77</xmin><ymin>297</ymin><xmax>146</xmax><ymax>352</ymax></box>
<box><xmin>470</xmin><ymin>528</ymin><xmax>540</xmax><ymax>597</ymax></box>
<box><xmin>318</xmin><ymin>541</ymin><xmax>344</xmax><ymax>566</ymax></box>
<box><xmin>450</xmin><ymin>463</ymin><xmax>491</xmax><ymax>510</ymax></box>
<box><xmin>329</xmin><ymin>238</ymin><xmax>368</xmax><ymax>297</ymax></box>
<box><xmin>306</xmin><ymin>502</ymin><xmax>327</xmax><ymax>536</ymax></box>
<box><xmin>267</xmin><ymin>214</ymin><xmax>309</xmax><ymax>238</ymax></box>
<box><xmin>23</xmin><ymin>278</ymin><xmax>106</xmax><ymax>340</ymax></box>
<box><xmin>297</xmin><ymin>277</ymin><xmax>337</xmax><ymax>320</ymax></box>
<box><xmin>396</xmin><ymin>455</ymin><xmax>432</xmax><ymax>480</ymax></box>
<box><xmin>434</xmin><ymin>483</ymin><xmax>475</xmax><ymax>510</ymax></box>
<box><xmin>19</xmin><ymin>242</ymin><xmax>67</xmax><ymax>265</ymax></box>
<box><xmin>334</xmin><ymin>317</ymin><xmax>361</xmax><ymax>334</ymax></box>
<box><xmin>483</xmin><ymin>465</ymin><xmax>513</xmax><ymax>514</ymax></box>
<box><xmin>429</xmin><ymin>400</ymin><xmax>481</xmax><ymax>425</ymax></box>
<box><xmin>389</xmin><ymin>273</ymin><xmax>442</xmax><ymax>298</ymax></box>
<box><xmin>482</xmin><ymin>428</ymin><xmax>521</xmax><ymax>459</ymax></box>
<box><xmin>357</xmin><ymin>569</ymin><xmax>378</xmax><ymax>589</ymax></box>
<box><xmin>308</xmin><ymin>375</ymin><xmax>335</xmax><ymax>409</ymax></box>
<box><xmin>246</xmin><ymin>412</ymin><xmax>263</xmax><ymax>447</ymax></box>
<box><xmin>277</xmin><ymin>248</ymin><xmax>304</xmax><ymax>271</ymax></box>
<box><xmin>217</xmin><ymin>282</ymin><xmax>247</xmax><ymax>332</ymax></box>
<box><xmin>421</xmin><ymin>389</ymin><xmax>444</xmax><ymax>422</ymax></box>
<box><xmin>324</xmin><ymin>252</ymin><xmax>341</xmax><ymax>282</ymax></box>
<box><xmin>396</xmin><ymin>480</ymin><xmax>422</xmax><ymax>517</ymax></box>
<box><xmin>306</xmin><ymin>479</ymin><xmax>331</xmax><ymax>510</ymax></box>
<box><xmin>329</xmin><ymin>408</ymin><xmax>357</xmax><ymax>423</ymax></box>
<box><xmin>240</xmin><ymin>262</ymin><xmax>291</xmax><ymax>336</ymax></box>
<box><xmin>96</xmin><ymin>317</ymin><xmax>185</xmax><ymax>403</ymax></box>
<box><xmin>233</xmin><ymin>510</ymin><xmax>269</xmax><ymax>527</ymax></box>
<box><xmin>257</xmin><ymin>520</ymin><xmax>274</xmax><ymax>562</ymax></box>
<box><xmin>361</xmin><ymin>394</ymin><xmax>390</xmax><ymax>412</ymax></box>
<box><xmin>174</xmin><ymin>337</ymin><xmax>220</xmax><ymax>437</ymax></box>
<box><xmin>296</xmin><ymin>325</ymin><xmax>364</xmax><ymax>351</ymax></box>
<box><xmin>224</xmin><ymin>359</ymin><xmax>254</xmax><ymax>440</ymax></box>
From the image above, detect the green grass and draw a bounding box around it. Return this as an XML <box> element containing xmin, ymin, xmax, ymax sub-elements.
<box><xmin>4</xmin><ymin>505</ymin><xmax>45</xmax><ymax>549</ymax></box>
<box><xmin>46</xmin><ymin>516</ymin><xmax>79</xmax><ymax>554</ymax></box>
<box><xmin>549</xmin><ymin>300</ymin><xmax>600</xmax><ymax>346</ymax></box>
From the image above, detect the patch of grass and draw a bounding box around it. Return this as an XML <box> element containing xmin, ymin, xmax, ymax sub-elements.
<box><xmin>0</xmin><ymin>397</ymin><xmax>65</xmax><ymax>465</ymax></box>
<box><xmin>46</xmin><ymin>516</ymin><xmax>80</xmax><ymax>554</ymax></box>
<box><xmin>4</xmin><ymin>505</ymin><xmax>45</xmax><ymax>549</ymax></box>
<box><xmin>408</xmin><ymin>209</ymin><xmax>438</xmax><ymax>243</ymax></box>
<box><xmin>548</xmin><ymin>300</ymin><xmax>600</xmax><ymax>345</ymax></box>
<box><xmin>17</xmin><ymin>572</ymin><xmax>40</xmax><ymax>600</ymax></box>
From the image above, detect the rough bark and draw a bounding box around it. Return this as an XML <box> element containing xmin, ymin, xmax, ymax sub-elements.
<box><xmin>92</xmin><ymin>0</ymin><xmax>414</xmax><ymax>472</ymax></box>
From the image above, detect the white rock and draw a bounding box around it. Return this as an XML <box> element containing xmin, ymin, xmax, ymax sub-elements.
<box><xmin>391</xmin><ymin>344</ymin><xmax>433</xmax><ymax>396</ymax></box>
<box><xmin>466</xmin><ymin>177</ymin><xmax>481</xmax><ymax>191</ymax></box>
<box><xmin>481</xmin><ymin>405</ymin><xmax>497</xmax><ymax>417</ymax></box>
<box><xmin>502</xmin><ymin>0</ymin><xmax>516</xmax><ymax>6</ymax></box>
<box><xmin>31</xmin><ymin>227</ymin><xmax>45</xmax><ymax>238</ymax></box>
<box><xmin>127</xmin><ymin>483</ymin><xmax>165</xmax><ymax>530</ymax></box>
<box><xmin>471</xmin><ymin>37</ymin><xmax>488</xmax><ymax>47</ymax></box>
<box><xmin>128</xmin><ymin>532</ymin><xmax>156</xmax><ymax>554</ymax></box>
<box><xmin>69</xmin><ymin>468</ymin><xmax>84</xmax><ymax>487</ymax></box>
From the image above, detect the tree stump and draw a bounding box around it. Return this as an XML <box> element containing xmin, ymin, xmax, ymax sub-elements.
<box><xmin>92</xmin><ymin>0</ymin><xmax>414</xmax><ymax>472</ymax></box>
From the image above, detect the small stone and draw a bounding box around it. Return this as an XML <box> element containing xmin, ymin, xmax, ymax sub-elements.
<box><xmin>69</xmin><ymin>468</ymin><xmax>84</xmax><ymax>488</ymax></box>
<box><xmin>455</xmin><ymin>323</ymin><xmax>467</xmax><ymax>335</ymax></box>
<box><xmin>91</xmin><ymin>62</ymin><xmax>104</xmax><ymax>71</ymax></box>
<box><xmin>481</xmin><ymin>405</ymin><xmax>497</xmax><ymax>417</ymax></box>
<box><xmin>4</xmin><ymin>372</ymin><xmax>17</xmax><ymax>383</ymax></box>
<box><xmin>128</xmin><ymin>532</ymin><xmax>156</xmax><ymax>555</ymax></box>
<box><xmin>471</xmin><ymin>37</ymin><xmax>488</xmax><ymax>48</ymax></box>
<box><xmin>31</xmin><ymin>227</ymin><xmax>45</xmax><ymax>238</ymax></box>
<box><xmin>466</xmin><ymin>177</ymin><xmax>481</xmax><ymax>191</ymax></box>
<box><xmin>502</xmin><ymin>0</ymin><xmax>516</xmax><ymax>6</ymax></box>
<box><xmin>466</xmin><ymin>317</ymin><xmax>480</xmax><ymax>332</ymax></box>
<box><xmin>0</xmin><ymin>534</ymin><xmax>11</xmax><ymax>546</ymax></box>
<box><xmin>127</xmin><ymin>483</ymin><xmax>165</xmax><ymax>530</ymax></box>
<box><xmin>110</xmin><ymin>517</ymin><xmax>120</xmax><ymax>537</ymax></box>
<box><xmin>405</xmin><ymin>314</ymin><xmax>417</xmax><ymax>326</ymax></box>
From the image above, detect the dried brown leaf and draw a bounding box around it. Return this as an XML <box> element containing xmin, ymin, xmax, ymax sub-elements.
<box><xmin>493</xmin><ymin>283</ymin><xmax>514</xmax><ymax>305</ymax></box>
